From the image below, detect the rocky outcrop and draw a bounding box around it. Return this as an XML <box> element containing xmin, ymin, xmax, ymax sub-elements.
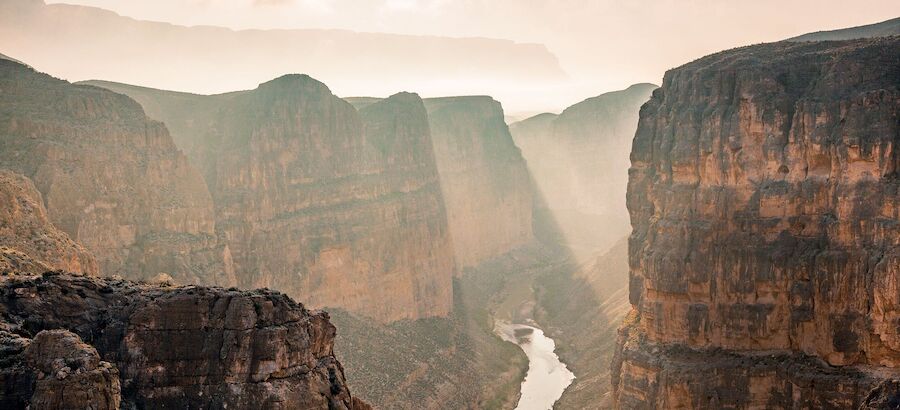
<box><xmin>613</xmin><ymin>37</ymin><xmax>900</xmax><ymax>408</ymax></box>
<box><xmin>422</xmin><ymin>97</ymin><xmax>533</xmax><ymax>269</ymax></box>
<box><xmin>0</xmin><ymin>272</ymin><xmax>367</xmax><ymax>409</ymax></box>
<box><xmin>0</xmin><ymin>58</ymin><xmax>232</xmax><ymax>285</ymax></box>
<box><xmin>0</xmin><ymin>171</ymin><xmax>97</xmax><ymax>276</ymax></box>
<box><xmin>510</xmin><ymin>84</ymin><xmax>656</xmax><ymax>257</ymax></box>
<box><xmin>88</xmin><ymin>78</ymin><xmax>456</xmax><ymax>323</ymax></box>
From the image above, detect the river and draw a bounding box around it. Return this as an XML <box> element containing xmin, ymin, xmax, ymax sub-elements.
<box><xmin>496</xmin><ymin>321</ymin><xmax>575</xmax><ymax>410</ymax></box>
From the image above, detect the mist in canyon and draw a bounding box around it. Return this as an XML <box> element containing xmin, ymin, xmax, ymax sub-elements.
<box><xmin>0</xmin><ymin>1</ymin><xmax>898</xmax><ymax>409</ymax></box>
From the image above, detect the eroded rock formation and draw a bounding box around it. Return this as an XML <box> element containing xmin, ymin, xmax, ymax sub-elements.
<box><xmin>422</xmin><ymin>97</ymin><xmax>533</xmax><ymax>269</ymax></box>
<box><xmin>0</xmin><ymin>272</ymin><xmax>368</xmax><ymax>409</ymax></box>
<box><xmin>0</xmin><ymin>58</ymin><xmax>233</xmax><ymax>285</ymax></box>
<box><xmin>613</xmin><ymin>37</ymin><xmax>900</xmax><ymax>408</ymax></box>
<box><xmin>510</xmin><ymin>84</ymin><xmax>656</xmax><ymax>257</ymax></box>
<box><xmin>87</xmin><ymin>78</ymin><xmax>456</xmax><ymax>322</ymax></box>
<box><xmin>0</xmin><ymin>171</ymin><xmax>97</xmax><ymax>276</ymax></box>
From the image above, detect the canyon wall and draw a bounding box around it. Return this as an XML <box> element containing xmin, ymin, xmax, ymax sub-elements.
<box><xmin>423</xmin><ymin>97</ymin><xmax>533</xmax><ymax>269</ymax></box>
<box><xmin>510</xmin><ymin>84</ymin><xmax>656</xmax><ymax>257</ymax></box>
<box><xmin>0</xmin><ymin>171</ymin><xmax>97</xmax><ymax>276</ymax></box>
<box><xmin>0</xmin><ymin>58</ymin><xmax>232</xmax><ymax>284</ymax></box>
<box><xmin>613</xmin><ymin>37</ymin><xmax>900</xmax><ymax>408</ymax></box>
<box><xmin>89</xmin><ymin>78</ymin><xmax>456</xmax><ymax>323</ymax></box>
<box><xmin>0</xmin><ymin>272</ymin><xmax>368</xmax><ymax>409</ymax></box>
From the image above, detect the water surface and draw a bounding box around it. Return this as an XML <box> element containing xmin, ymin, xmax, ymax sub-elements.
<box><xmin>496</xmin><ymin>321</ymin><xmax>575</xmax><ymax>410</ymax></box>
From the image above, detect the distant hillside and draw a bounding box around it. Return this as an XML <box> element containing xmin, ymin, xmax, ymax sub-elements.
<box><xmin>1</xmin><ymin>0</ymin><xmax>565</xmax><ymax>99</ymax></box>
<box><xmin>787</xmin><ymin>16</ymin><xmax>899</xmax><ymax>41</ymax></box>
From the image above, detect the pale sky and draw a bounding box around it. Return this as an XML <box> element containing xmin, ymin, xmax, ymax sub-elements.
<box><xmin>37</xmin><ymin>0</ymin><xmax>900</xmax><ymax>113</ymax></box>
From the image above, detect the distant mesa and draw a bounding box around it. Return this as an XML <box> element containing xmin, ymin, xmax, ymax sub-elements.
<box><xmin>0</xmin><ymin>0</ymin><xmax>567</xmax><ymax>98</ymax></box>
<box><xmin>786</xmin><ymin>16</ymin><xmax>900</xmax><ymax>41</ymax></box>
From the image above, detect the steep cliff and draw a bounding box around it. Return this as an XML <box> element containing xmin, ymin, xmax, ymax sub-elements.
<box><xmin>613</xmin><ymin>37</ymin><xmax>900</xmax><ymax>408</ymax></box>
<box><xmin>0</xmin><ymin>272</ymin><xmax>368</xmax><ymax>409</ymax></box>
<box><xmin>423</xmin><ymin>97</ymin><xmax>533</xmax><ymax>269</ymax></box>
<box><xmin>87</xmin><ymin>78</ymin><xmax>456</xmax><ymax>323</ymax></box>
<box><xmin>0</xmin><ymin>171</ymin><xmax>97</xmax><ymax>276</ymax></box>
<box><xmin>0</xmin><ymin>58</ymin><xmax>232</xmax><ymax>284</ymax></box>
<box><xmin>510</xmin><ymin>84</ymin><xmax>656</xmax><ymax>257</ymax></box>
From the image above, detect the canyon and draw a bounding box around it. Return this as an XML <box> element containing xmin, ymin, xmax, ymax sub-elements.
<box><xmin>84</xmin><ymin>79</ymin><xmax>538</xmax><ymax>407</ymax></box>
<box><xmin>86</xmin><ymin>78</ymin><xmax>457</xmax><ymax>323</ymax></box>
<box><xmin>510</xmin><ymin>84</ymin><xmax>657</xmax><ymax>258</ymax></box>
<box><xmin>2</xmin><ymin>9</ymin><xmax>899</xmax><ymax>409</ymax></box>
<box><xmin>613</xmin><ymin>37</ymin><xmax>900</xmax><ymax>407</ymax></box>
<box><xmin>0</xmin><ymin>74</ymin><xmax>379</xmax><ymax>410</ymax></box>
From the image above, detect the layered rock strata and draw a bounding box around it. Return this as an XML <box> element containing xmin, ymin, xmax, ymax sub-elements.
<box><xmin>88</xmin><ymin>78</ymin><xmax>456</xmax><ymax>322</ymax></box>
<box><xmin>422</xmin><ymin>97</ymin><xmax>533</xmax><ymax>269</ymax></box>
<box><xmin>0</xmin><ymin>58</ymin><xmax>232</xmax><ymax>284</ymax></box>
<box><xmin>613</xmin><ymin>37</ymin><xmax>900</xmax><ymax>407</ymax></box>
<box><xmin>0</xmin><ymin>272</ymin><xmax>368</xmax><ymax>409</ymax></box>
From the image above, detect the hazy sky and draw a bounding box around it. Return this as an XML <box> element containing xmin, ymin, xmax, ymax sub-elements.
<box><xmin>41</xmin><ymin>0</ymin><xmax>899</xmax><ymax>113</ymax></box>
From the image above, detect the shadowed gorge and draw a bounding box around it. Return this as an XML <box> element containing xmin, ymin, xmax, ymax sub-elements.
<box><xmin>1</xmin><ymin>5</ymin><xmax>899</xmax><ymax>409</ymax></box>
<box><xmin>510</xmin><ymin>83</ymin><xmax>657</xmax><ymax>259</ymax></box>
<box><xmin>613</xmin><ymin>37</ymin><xmax>900</xmax><ymax>408</ymax></box>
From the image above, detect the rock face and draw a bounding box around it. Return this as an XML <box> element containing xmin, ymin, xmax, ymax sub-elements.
<box><xmin>0</xmin><ymin>171</ymin><xmax>97</xmax><ymax>276</ymax></box>
<box><xmin>613</xmin><ymin>38</ymin><xmax>900</xmax><ymax>408</ymax></box>
<box><xmin>0</xmin><ymin>58</ymin><xmax>232</xmax><ymax>284</ymax></box>
<box><xmin>87</xmin><ymin>78</ymin><xmax>456</xmax><ymax>323</ymax></box>
<box><xmin>0</xmin><ymin>272</ymin><xmax>368</xmax><ymax>409</ymax></box>
<box><xmin>510</xmin><ymin>84</ymin><xmax>656</xmax><ymax>257</ymax></box>
<box><xmin>422</xmin><ymin>97</ymin><xmax>533</xmax><ymax>269</ymax></box>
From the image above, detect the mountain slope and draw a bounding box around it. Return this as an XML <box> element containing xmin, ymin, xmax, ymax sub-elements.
<box><xmin>787</xmin><ymin>17</ymin><xmax>900</xmax><ymax>41</ymax></box>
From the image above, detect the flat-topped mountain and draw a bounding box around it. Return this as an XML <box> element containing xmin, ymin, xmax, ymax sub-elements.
<box><xmin>0</xmin><ymin>0</ymin><xmax>565</xmax><ymax>99</ymax></box>
<box><xmin>614</xmin><ymin>37</ymin><xmax>900</xmax><ymax>408</ymax></box>
<box><xmin>787</xmin><ymin>16</ymin><xmax>900</xmax><ymax>41</ymax></box>
<box><xmin>88</xmin><ymin>77</ymin><xmax>456</xmax><ymax>323</ymax></box>
<box><xmin>0</xmin><ymin>58</ymin><xmax>232</xmax><ymax>284</ymax></box>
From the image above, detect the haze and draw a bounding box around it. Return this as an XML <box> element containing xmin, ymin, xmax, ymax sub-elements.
<box><xmin>24</xmin><ymin>0</ymin><xmax>900</xmax><ymax>112</ymax></box>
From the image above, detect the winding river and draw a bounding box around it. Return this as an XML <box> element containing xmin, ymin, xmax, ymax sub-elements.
<box><xmin>496</xmin><ymin>321</ymin><xmax>575</xmax><ymax>410</ymax></box>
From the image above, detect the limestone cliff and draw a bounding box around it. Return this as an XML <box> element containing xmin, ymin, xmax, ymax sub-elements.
<box><xmin>87</xmin><ymin>78</ymin><xmax>456</xmax><ymax>323</ymax></box>
<box><xmin>613</xmin><ymin>37</ymin><xmax>900</xmax><ymax>408</ymax></box>
<box><xmin>0</xmin><ymin>58</ymin><xmax>233</xmax><ymax>284</ymax></box>
<box><xmin>0</xmin><ymin>171</ymin><xmax>97</xmax><ymax>276</ymax></box>
<box><xmin>510</xmin><ymin>84</ymin><xmax>656</xmax><ymax>257</ymax></box>
<box><xmin>423</xmin><ymin>97</ymin><xmax>533</xmax><ymax>269</ymax></box>
<box><xmin>347</xmin><ymin>96</ymin><xmax>535</xmax><ymax>270</ymax></box>
<box><xmin>0</xmin><ymin>272</ymin><xmax>368</xmax><ymax>409</ymax></box>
